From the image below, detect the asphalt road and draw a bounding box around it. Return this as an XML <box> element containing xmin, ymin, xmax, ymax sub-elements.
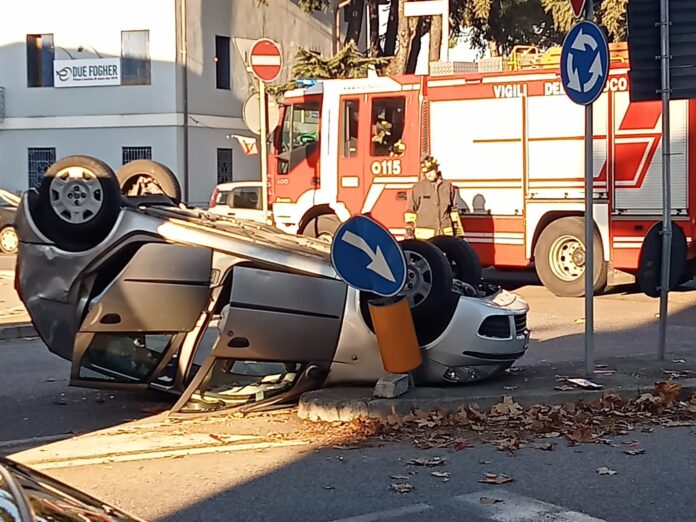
<box><xmin>3</xmin><ymin>273</ymin><xmax>696</xmax><ymax>520</ymax></box>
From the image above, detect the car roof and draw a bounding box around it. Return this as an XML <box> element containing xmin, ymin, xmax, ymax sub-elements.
<box><xmin>215</xmin><ymin>181</ymin><xmax>262</xmax><ymax>191</ymax></box>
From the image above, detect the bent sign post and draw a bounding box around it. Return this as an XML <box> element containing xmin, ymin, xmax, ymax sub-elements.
<box><xmin>248</xmin><ymin>39</ymin><xmax>283</xmax><ymax>222</ymax></box>
<box><xmin>560</xmin><ymin>3</ymin><xmax>609</xmax><ymax>377</ymax></box>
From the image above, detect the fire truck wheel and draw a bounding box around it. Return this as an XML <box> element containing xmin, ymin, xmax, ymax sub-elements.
<box><xmin>429</xmin><ymin>236</ymin><xmax>482</xmax><ymax>287</ymax></box>
<box><xmin>300</xmin><ymin>214</ymin><xmax>340</xmax><ymax>243</ymax></box>
<box><xmin>116</xmin><ymin>160</ymin><xmax>182</xmax><ymax>203</ymax></box>
<box><xmin>534</xmin><ymin>217</ymin><xmax>607</xmax><ymax>297</ymax></box>
<box><xmin>31</xmin><ymin>155</ymin><xmax>122</xmax><ymax>252</ymax></box>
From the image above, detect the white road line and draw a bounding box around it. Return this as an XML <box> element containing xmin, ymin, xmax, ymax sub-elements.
<box><xmin>328</xmin><ymin>503</ymin><xmax>433</xmax><ymax>522</ymax></box>
<box><xmin>452</xmin><ymin>490</ymin><xmax>605</xmax><ymax>522</ymax></box>
<box><xmin>0</xmin><ymin>434</ymin><xmax>72</xmax><ymax>450</ymax></box>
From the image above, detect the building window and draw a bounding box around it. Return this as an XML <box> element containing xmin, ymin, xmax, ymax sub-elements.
<box><xmin>26</xmin><ymin>34</ymin><xmax>54</xmax><ymax>87</ymax></box>
<box><xmin>122</xmin><ymin>146</ymin><xmax>152</xmax><ymax>165</ymax></box>
<box><xmin>215</xmin><ymin>36</ymin><xmax>231</xmax><ymax>90</ymax></box>
<box><xmin>121</xmin><ymin>30</ymin><xmax>151</xmax><ymax>85</ymax></box>
<box><xmin>28</xmin><ymin>148</ymin><xmax>56</xmax><ymax>188</ymax></box>
<box><xmin>217</xmin><ymin>148</ymin><xmax>233</xmax><ymax>184</ymax></box>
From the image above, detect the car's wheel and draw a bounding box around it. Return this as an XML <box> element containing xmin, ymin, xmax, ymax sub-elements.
<box><xmin>299</xmin><ymin>214</ymin><xmax>340</xmax><ymax>243</ymax></box>
<box><xmin>116</xmin><ymin>160</ymin><xmax>182</xmax><ymax>203</ymax></box>
<box><xmin>398</xmin><ymin>239</ymin><xmax>455</xmax><ymax>316</ymax></box>
<box><xmin>359</xmin><ymin>239</ymin><xmax>458</xmax><ymax>345</ymax></box>
<box><xmin>534</xmin><ymin>217</ymin><xmax>607</xmax><ymax>297</ymax></box>
<box><xmin>429</xmin><ymin>235</ymin><xmax>482</xmax><ymax>287</ymax></box>
<box><xmin>32</xmin><ymin>155</ymin><xmax>122</xmax><ymax>252</ymax></box>
<box><xmin>0</xmin><ymin>226</ymin><xmax>18</xmax><ymax>254</ymax></box>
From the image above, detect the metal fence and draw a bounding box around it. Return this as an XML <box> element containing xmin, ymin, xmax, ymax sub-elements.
<box><xmin>28</xmin><ymin>147</ymin><xmax>56</xmax><ymax>188</ymax></box>
<box><xmin>122</xmin><ymin>146</ymin><xmax>152</xmax><ymax>165</ymax></box>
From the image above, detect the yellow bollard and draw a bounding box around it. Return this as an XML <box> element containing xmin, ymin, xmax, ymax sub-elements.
<box><xmin>368</xmin><ymin>297</ymin><xmax>422</xmax><ymax>373</ymax></box>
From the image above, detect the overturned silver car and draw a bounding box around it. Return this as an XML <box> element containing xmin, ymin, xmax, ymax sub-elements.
<box><xmin>15</xmin><ymin>156</ymin><xmax>530</xmax><ymax>413</ymax></box>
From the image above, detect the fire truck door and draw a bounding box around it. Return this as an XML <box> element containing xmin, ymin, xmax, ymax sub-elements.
<box><xmin>362</xmin><ymin>92</ymin><xmax>419</xmax><ymax>224</ymax></box>
<box><xmin>336</xmin><ymin>97</ymin><xmax>366</xmax><ymax>214</ymax></box>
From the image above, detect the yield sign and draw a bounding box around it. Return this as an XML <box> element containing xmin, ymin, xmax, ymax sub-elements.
<box><xmin>568</xmin><ymin>0</ymin><xmax>586</xmax><ymax>18</ymax></box>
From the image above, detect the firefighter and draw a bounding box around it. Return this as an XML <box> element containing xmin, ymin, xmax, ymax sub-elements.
<box><xmin>404</xmin><ymin>155</ymin><xmax>463</xmax><ymax>240</ymax></box>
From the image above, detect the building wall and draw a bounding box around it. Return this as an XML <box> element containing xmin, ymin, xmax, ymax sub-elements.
<box><xmin>0</xmin><ymin>0</ymin><xmax>337</xmax><ymax>205</ymax></box>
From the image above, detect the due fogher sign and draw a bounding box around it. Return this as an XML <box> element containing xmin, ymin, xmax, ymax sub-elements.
<box><xmin>54</xmin><ymin>58</ymin><xmax>121</xmax><ymax>87</ymax></box>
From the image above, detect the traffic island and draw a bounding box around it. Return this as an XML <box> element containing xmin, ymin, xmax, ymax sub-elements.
<box><xmin>298</xmin><ymin>355</ymin><xmax>696</xmax><ymax>422</ymax></box>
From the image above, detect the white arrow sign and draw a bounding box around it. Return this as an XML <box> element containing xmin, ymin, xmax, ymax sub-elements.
<box><xmin>583</xmin><ymin>53</ymin><xmax>604</xmax><ymax>92</ymax></box>
<box><xmin>341</xmin><ymin>230</ymin><xmax>396</xmax><ymax>283</ymax></box>
<box><xmin>571</xmin><ymin>29</ymin><xmax>598</xmax><ymax>52</ymax></box>
<box><xmin>566</xmin><ymin>53</ymin><xmax>582</xmax><ymax>92</ymax></box>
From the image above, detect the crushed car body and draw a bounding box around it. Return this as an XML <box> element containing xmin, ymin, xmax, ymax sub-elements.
<box><xmin>15</xmin><ymin>156</ymin><xmax>530</xmax><ymax>412</ymax></box>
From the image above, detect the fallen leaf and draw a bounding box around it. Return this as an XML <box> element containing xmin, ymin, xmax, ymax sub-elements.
<box><xmin>641</xmin><ymin>427</ymin><xmax>655</xmax><ymax>433</ymax></box>
<box><xmin>662</xmin><ymin>420</ymin><xmax>695</xmax><ymax>427</ymax></box>
<box><xmin>479</xmin><ymin>473</ymin><xmax>513</xmax><ymax>485</ymax></box>
<box><xmin>574</xmin><ymin>318</ymin><xmax>585</xmax><ymax>324</ymax></box>
<box><xmin>455</xmin><ymin>439</ymin><xmax>469</xmax><ymax>451</ymax></box>
<box><xmin>544</xmin><ymin>432</ymin><xmax>562</xmax><ymax>438</ymax></box>
<box><xmin>480</xmin><ymin>497</ymin><xmax>503</xmax><ymax>505</ymax></box>
<box><xmin>323</xmin><ymin>486</ymin><xmax>335</xmax><ymax>490</ymax></box>
<box><xmin>332</xmin><ymin>445</ymin><xmax>359</xmax><ymax>450</ymax></box>
<box><xmin>531</xmin><ymin>442</ymin><xmax>553</xmax><ymax>451</ymax></box>
<box><xmin>430</xmin><ymin>471</ymin><xmax>450</xmax><ymax>478</ymax></box>
<box><xmin>569</xmin><ymin>426</ymin><xmax>594</xmax><ymax>444</ymax></box>
<box><xmin>624</xmin><ymin>449</ymin><xmax>646</xmax><ymax>456</ymax></box>
<box><xmin>390</xmin><ymin>475</ymin><xmax>409</xmax><ymax>480</ymax></box>
<box><xmin>503</xmin><ymin>386</ymin><xmax>518</xmax><ymax>391</ymax></box>
<box><xmin>567</xmin><ymin>378</ymin><xmax>603</xmax><ymax>390</ymax></box>
<box><xmin>407</xmin><ymin>457</ymin><xmax>446</xmax><ymax>467</ymax></box>
<box><xmin>391</xmin><ymin>483</ymin><xmax>414</xmax><ymax>494</ymax></box>
<box><xmin>672</xmin><ymin>359</ymin><xmax>686</xmax><ymax>364</ymax></box>
<box><xmin>554</xmin><ymin>385</ymin><xmax>576</xmax><ymax>392</ymax></box>
<box><xmin>596</xmin><ymin>467</ymin><xmax>618</xmax><ymax>476</ymax></box>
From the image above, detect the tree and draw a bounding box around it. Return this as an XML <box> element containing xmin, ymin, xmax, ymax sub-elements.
<box><xmin>540</xmin><ymin>0</ymin><xmax>629</xmax><ymax>41</ymax></box>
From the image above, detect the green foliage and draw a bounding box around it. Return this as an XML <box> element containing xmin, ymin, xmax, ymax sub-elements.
<box><xmin>268</xmin><ymin>42</ymin><xmax>389</xmax><ymax>96</ymax></box>
<box><xmin>256</xmin><ymin>0</ymin><xmax>330</xmax><ymax>13</ymax></box>
<box><xmin>540</xmin><ymin>0</ymin><xmax>628</xmax><ymax>41</ymax></box>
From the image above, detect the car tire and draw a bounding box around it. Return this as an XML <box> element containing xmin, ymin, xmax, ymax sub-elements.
<box><xmin>31</xmin><ymin>155</ymin><xmax>122</xmax><ymax>252</ymax></box>
<box><xmin>0</xmin><ymin>226</ymin><xmax>18</xmax><ymax>254</ymax></box>
<box><xmin>429</xmin><ymin>235</ymin><xmax>482</xmax><ymax>287</ymax></box>
<box><xmin>300</xmin><ymin>214</ymin><xmax>341</xmax><ymax>243</ymax></box>
<box><xmin>534</xmin><ymin>216</ymin><xmax>607</xmax><ymax>297</ymax></box>
<box><xmin>116</xmin><ymin>160</ymin><xmax>182</xmax><ymax>203</ymax></box>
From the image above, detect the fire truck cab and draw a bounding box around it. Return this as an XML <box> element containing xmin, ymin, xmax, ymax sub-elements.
<box><xmin>268</xmin><ymin>45</ymin><xmax>696</xmax><ymax>297</ymax></box>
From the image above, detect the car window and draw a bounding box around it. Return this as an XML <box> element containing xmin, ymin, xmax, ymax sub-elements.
<box><xmin>78</xmin><ymin>333</ymin><xmax>173</xmax><ymax>383</ymax></box>
<box><xmin>214</xmin><ymin>190</ymin><xmax>230</xmax><ymax>206</ymax></box>
<box><xmin>230</xmin><ymin>187</ymin><xmax>261</xmax><ymax>210</ymax></box>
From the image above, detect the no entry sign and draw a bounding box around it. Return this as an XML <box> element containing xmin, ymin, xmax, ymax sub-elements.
<box><xmin>568</xmin><ymin>0</ymin><xmax>586</xmax><ymax>18</ymax></box>
<box><xmin>249</xmin><ymin>38</ymin><xmax>282</xmax><ymax>82</ymax></box>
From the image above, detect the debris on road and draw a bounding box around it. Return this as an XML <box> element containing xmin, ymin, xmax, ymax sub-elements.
<box><xmin>480</xmin><ymin>497</ymin><xmax>503</xmax><ymax>505</ymax></box>
<box><xmin>407</xmin><ymin>457</ymin><xmax>446</xmax><ymax>467</ymax></box>
<box><xmin>566</xmin><ymin>378</ymin><xmax>603</xmax><ymax>390</ymax></box>
<box><xmin>430</xmin><ymin>471</ymin><xmax>450</xmax><ymax>479</ymax></box>
<box><xmin>596</xmin><ymin>467</ymin><xmax>618</xmax><ymax>476</ymax></box>
<box><xmin>479</xmin><ymin>473</ymin><xmax>513</xmax><ymax>485</ymax></box>
<box><xmin>391</xmin><ymin>483</ymin><xmax>414</xmax><ymax>493</ymax></box>
<box><xmin>624</xmin><ymin>449</ymin><xmax>646</xmax><ymax>456</ymax></box>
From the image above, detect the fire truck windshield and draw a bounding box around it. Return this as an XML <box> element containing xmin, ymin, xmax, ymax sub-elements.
<box><xmin>277</xmin><ymin>102</ymin><xmax>320</xmax><ymax>155</ymax></box>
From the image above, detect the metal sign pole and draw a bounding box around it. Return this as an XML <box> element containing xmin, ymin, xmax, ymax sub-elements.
<box><xmin>584</xmin><ymin>0</ymin><xmax>595</xmax><ymax>377</ymax></box>
<box><xmin>658</xmin><ymin>0</ymin><xmax>672</xmax><ymax>360</ymax></box>
<box><xmin>259</xmin><ymin>79</ymin><xmax>269</xmax><ymax>221</ymax></box>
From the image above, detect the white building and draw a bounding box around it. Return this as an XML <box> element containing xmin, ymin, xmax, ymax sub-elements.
<box><xmin>0</xmin><ymin>0</ymin><xmax>337</xmax><ymax>205</ymax></box>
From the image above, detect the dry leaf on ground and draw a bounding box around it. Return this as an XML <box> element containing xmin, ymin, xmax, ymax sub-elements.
<box><xmin>479</xmin><ymin>473</ymin><xmax>513</xmax><ymax>485</ymax></box>
<box><xmin>596</xmin><ymin>467</ymin><xmax>618</xmax><ymax>476</ymax></box>
<box><xmin>390</xmin><ymin>474</ymin><xmax>409</xmax><ymax>480</ymax></box>
<box><xmin>531</xmin><ymin>442</ymin><xmax>554</xmax><ymax>451</ymax></box>
<box><xmin>624</xmin><ymin>449</ymin><xmax>646</xmax><ymax>456</ymax></box>
<box><xmin>391</xmin><ymin>483</ymin><xmax>414</xmax><ymax>494</ymax></box>
<box><xmin>431</xmin><ymin>471</ymin><xmax>450</xmax><ymax>478</ymax></box>
<box><xmin>480</xmin><ymin>497</ymin><xmax>503</xmax><ymax>505</ymax></box>
<box><xmin>407</xmin><ymin>457</ymin><xmax>446</xmax><ymax>467</ymax></box>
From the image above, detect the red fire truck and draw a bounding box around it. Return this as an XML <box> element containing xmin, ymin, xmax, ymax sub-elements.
<box><xmin>267</xmin><ymin>45</ymin><xmax>696</xmax><ymax>297</ymax></box>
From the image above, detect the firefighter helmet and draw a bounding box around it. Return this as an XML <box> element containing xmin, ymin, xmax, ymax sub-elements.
<box><xmin>420</xmin><ymin>155</ymin><xmax>440</xmax><ymax>174</ymax></box>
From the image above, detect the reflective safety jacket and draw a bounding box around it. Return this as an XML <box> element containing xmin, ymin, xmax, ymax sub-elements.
<box><xmin>404</xmin><ymin>178</ymin><xmax>461</xmax><ymax>239</ymax></box>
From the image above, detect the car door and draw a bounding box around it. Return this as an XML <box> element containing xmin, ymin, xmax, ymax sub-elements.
<box><xmin>69</xmin><ymin>242</ymin><xmax>213</xmax><ymax>389</ymax></box>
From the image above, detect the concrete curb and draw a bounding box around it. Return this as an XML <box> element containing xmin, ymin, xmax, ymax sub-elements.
<box><xmin>0</xmin><ymin>322</ymin><xmax>36</xmax><ymax>341</ymax></box>
<box><xmin>298</xmin><ymin>378</ymin><xmax>696</xmax><ymax>423</ymax></box>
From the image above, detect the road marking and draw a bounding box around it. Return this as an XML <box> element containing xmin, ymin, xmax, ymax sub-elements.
<box><xmin>0</xmin><ymin>434</ymin><xmax>72</xmax><ymax>452</ymax></box>
<box><xmin>452</xmin><ymin>490</ymin><xmax>605</xmax><ymax>521</ymax></box>
<box><xmin>14</xmin><ymin>439</ymin><xmax>309</xmax><ymax>471</ymax></box>
<box><xmin>328</xmin><ymin>503</ymin><xmax>433</xmax><ymax>522</ymax></box>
